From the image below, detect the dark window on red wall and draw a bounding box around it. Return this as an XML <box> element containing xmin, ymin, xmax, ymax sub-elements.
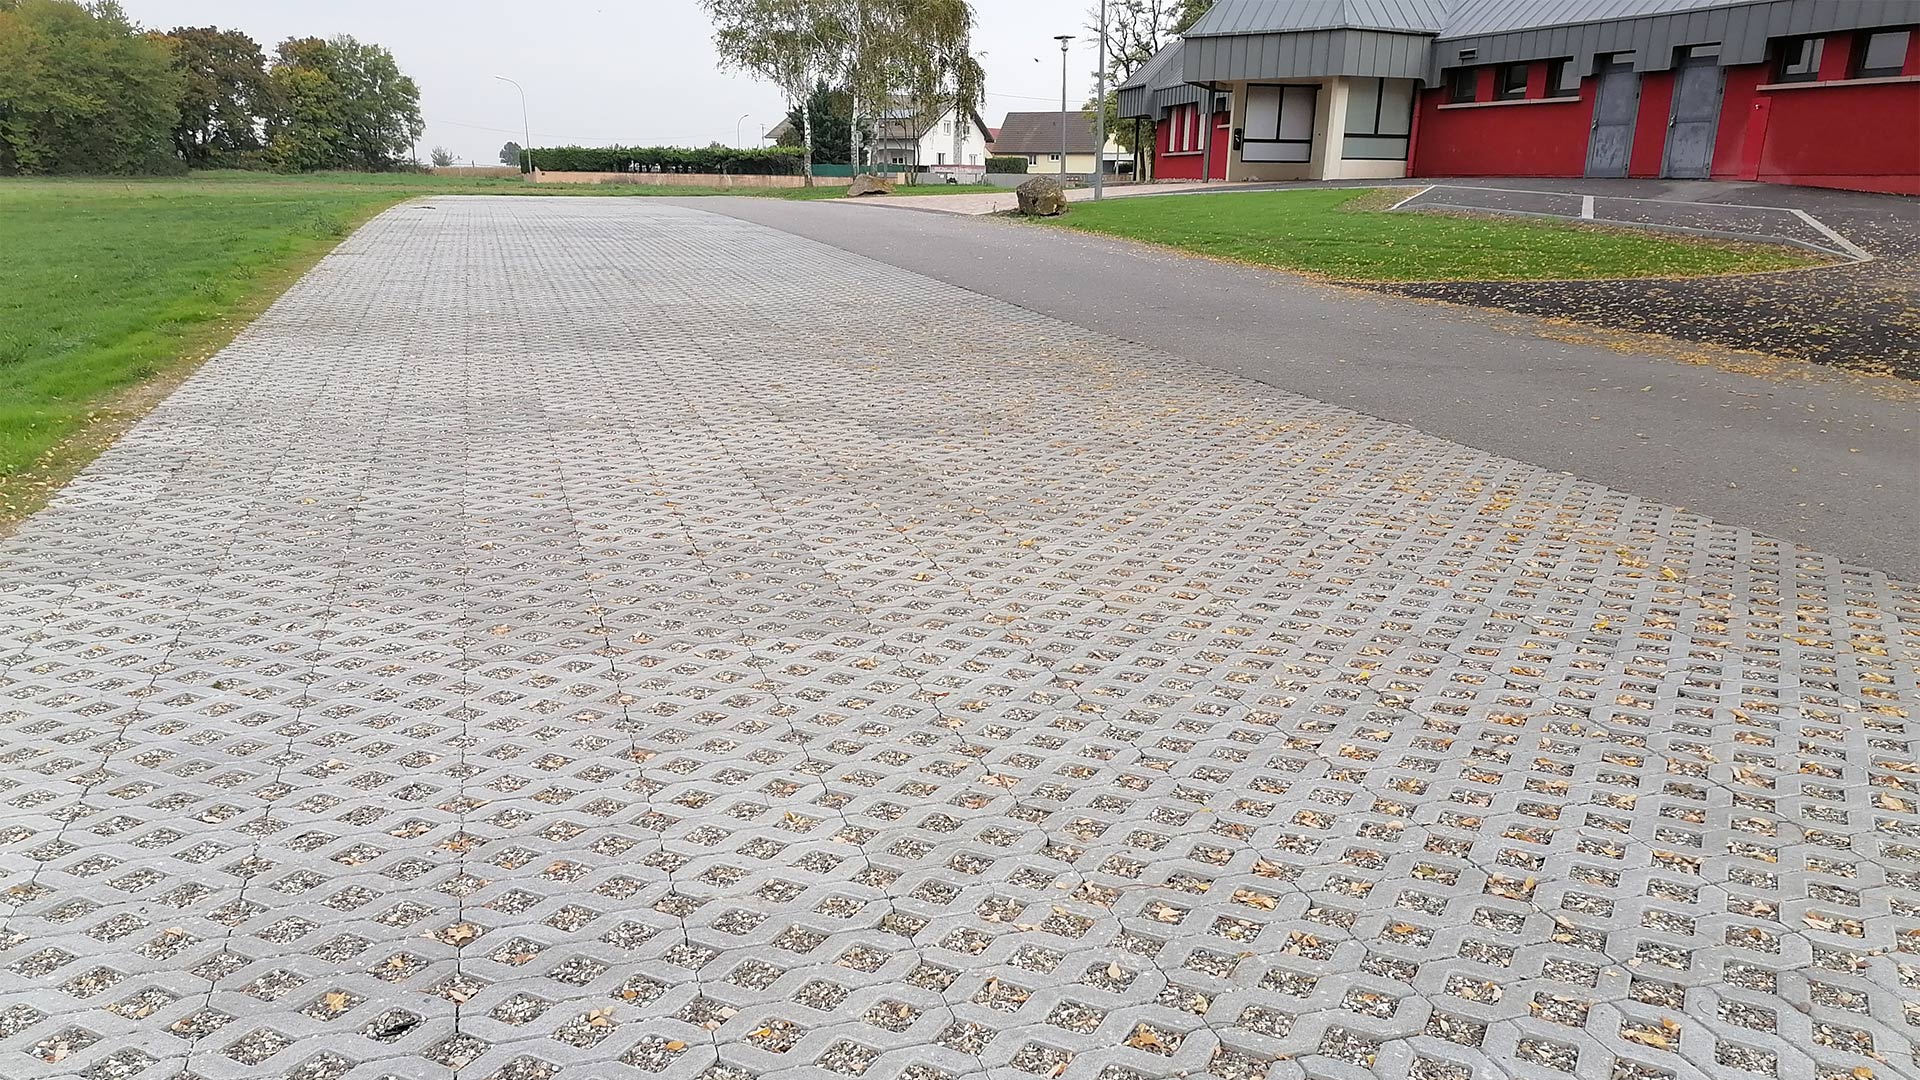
<box><xmin>1544</xmin><ymin>59</ymin><xmax>1581</xmax><ymax>97</ymax></box>
<box><xmin>1854</xmin><ymin>29</ymin><xmax>1912</xmax><ymax>78</ymax></box>
<box><xmin>1447</xmin><ymin>66</ymin><xmax>1476</xmax><ymax>103</ymax></box>
<box><xmin>1497</xmin><ymin>63</ymin><xmax>1530</xmax><ymax>99</ymax></box>
<box><xmin>1774</xmin><ymin>36</ymin><xmax>1823</xmax><ymax>82</ymax></box>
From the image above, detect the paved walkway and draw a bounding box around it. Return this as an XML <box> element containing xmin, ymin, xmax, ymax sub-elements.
<box><xmin>1</xmin><ymin>198</ymin><xmax>1915</xmax><ymax>1080</ymax></box>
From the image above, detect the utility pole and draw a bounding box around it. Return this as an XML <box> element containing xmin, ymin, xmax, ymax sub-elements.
<box><xmin>1093</xmin><ymin>0</ymin><xmax>1107</xmax><ymax>199</ymax></box>
<box><xmin>494</xmin><ymin>76</ymin><xmax>532</xmax><ymax>176</ymax></box>
<box><xmin>1054</xmin><ymin>35</ymin><xmax>1073</xmax><ymax>181</ymax></box>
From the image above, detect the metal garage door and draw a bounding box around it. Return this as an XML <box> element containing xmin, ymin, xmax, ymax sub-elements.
<box><xmin>1585</xmin><ymin>59</ymin><xmax>1639</xmax><ymax>178</ymax></box>
<box><xmin>1663</xmin><ymin>47</ymin><xmax>1725</xmax><ymax>179</ymax></box>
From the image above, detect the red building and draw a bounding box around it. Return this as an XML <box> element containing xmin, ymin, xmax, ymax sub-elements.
<box><xmin>1119</xmin><ymin>0</ymin><xmax>1919</xmax><ymax>196</ymax></box>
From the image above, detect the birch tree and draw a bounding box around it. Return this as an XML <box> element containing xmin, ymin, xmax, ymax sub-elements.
<box><xmin>701</xmin><ymin>0</ymin><xmax>848</xmax><ymax>184</ymax></box>
<box><xmin>842</xmin><ymin>0</ymin><xmax>983</xmax><ymax>178</ymax></box>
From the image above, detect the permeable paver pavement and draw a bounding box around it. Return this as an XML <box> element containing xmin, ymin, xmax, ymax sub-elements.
<box><xmin>0</xmin><ymin>197</ymin><xmax>1914</xmax><ymax>1080</ymax></box>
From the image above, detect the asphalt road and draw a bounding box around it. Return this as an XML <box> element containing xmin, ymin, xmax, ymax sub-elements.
<box><xmin>684</xmin><ymin>196</ymin><xmax>1918</xmax><ymax>578</ymax></box>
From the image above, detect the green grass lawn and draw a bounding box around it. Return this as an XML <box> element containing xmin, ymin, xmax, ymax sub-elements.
<box><xmin>1041</xmin><ymin>187</ymin><xmax>1820</xmax><ymax>282</ymax></box>
<box><xmin>0</xmin><ymin>170</ymin><xmax>863</xmax><ymax>521</ymax></box>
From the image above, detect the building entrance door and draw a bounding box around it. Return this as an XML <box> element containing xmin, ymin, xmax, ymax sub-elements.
<box><xmin>1585</xmin><ymin>57</ymin><xmax>1639</xmax><ymax>178</ymax></box>
<box><xmin>1663</xmin><ymin>46</ymin><xmax>1725</xmax><ymax>179</ymax></box>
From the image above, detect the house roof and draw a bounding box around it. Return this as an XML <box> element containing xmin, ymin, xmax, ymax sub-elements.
<box><xmin>1119</xmin><ymin>40</ymin><xmax>1212</xmax><ymax>118</ymax></box>
<box><xmin>1178</xmin><ymin>0</ymin><xmax>1905</xmax><ymax>81</ymax></box>
<box><xmin>1437</xmin><ymin>0</ymin><xmax>1759</xmax><ymax>38</ymax></box>
<box><xmin>1185</xmin><ymin>0</ymin><xmax>1458</xmax><ymax>37</ymax></box>
<box><xmin>868</xmin><ymin>100</ymin><xmax>992</xmax><ymax>142</ymax></box>
<box><xmin>1118</xmin><ymin>39</ymin><xmax>1188</xmax><ymax>92</ymax></box>
<box><xmin>992</xmin><ymin>111</ymin><xmax>1108</xmax><ymax>154</ymax></box>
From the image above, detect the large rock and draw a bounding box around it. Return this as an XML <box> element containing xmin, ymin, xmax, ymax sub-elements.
<box><xmin>847</xmin><ymin>173</ymin><xmax>895</xmax><ymax>197</ymax></box>
<box><xmin>1015</xmin><ymin>175</ymin><xmax>1068</xmax><ymax>216</ymax></box>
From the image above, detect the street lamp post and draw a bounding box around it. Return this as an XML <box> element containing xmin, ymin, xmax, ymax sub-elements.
<box><xmin>494</xmin><ymin>75</ymin><xmax>532</xmax><ymax>177</ymax></box>
<box><xmin>1053</xmin><ymin>35</ymin><xmax>1073</xmax><ymax>181</ymax></box>
<box><xmin>1093</xmin><ymin>0</ymin><xmax>1108</xmax><ymax>199</ymax></box>
<box><xmin>736</xmin><ymin>113</ymin><xmax>751</xmax><ymax>149</ymax></box>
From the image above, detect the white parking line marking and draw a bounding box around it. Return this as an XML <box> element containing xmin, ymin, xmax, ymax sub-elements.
<box><xmin>1789</xmin><ymin>208</ymin><xmax>1873</xmax><ymax>261</ymax></box>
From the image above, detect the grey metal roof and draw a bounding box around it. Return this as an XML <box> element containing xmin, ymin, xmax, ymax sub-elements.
<box><xmin>1184</xmin><ymin>27</ymin><xmax>1435</xmax><ymax>81</ymax></box>
<box><xmin>1430</xmin><ymin>0</ymin><xmax>1917</xmax><ymax>79</ymax></box>
<box><xmin>1118</xmin><ymin>42</ymin><xmax>1175</xmax><ymax>117</ymax></box>
<box><xmin>1172</xmin><ymin>0</ymin><xmax>1919</xmax><ymax>83</ymax></box>
<box><xmin>1120</xmin><ymin>41</ymin><xmax>1214</xmax><ymax>119</ymax></box>
<box><xmin>1118</xmin><ymin>40</ymin><xmax>1183</xmax><ymax>92</ymax></box>
<box><xmin>1440</xmin><ymin>0</ymin><xmax>1760</xmax><ymax>38</ymax></box>
<box><xmin>1186</xmin><ymin>0</ymin><xmax>1459</xmax><ymax>37</ymax></box>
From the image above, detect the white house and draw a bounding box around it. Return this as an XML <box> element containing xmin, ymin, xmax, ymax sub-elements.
<box><xmin>868</xmin><ymin>102</ymin><xmax>993</xmax><ymax>177</ymax></box>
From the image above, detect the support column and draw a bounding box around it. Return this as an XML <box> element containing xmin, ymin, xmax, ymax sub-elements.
<box><xmin>1201</xmin><ymin>83</ymin><xmax>1216</xmax><ymax>182</ymax></box>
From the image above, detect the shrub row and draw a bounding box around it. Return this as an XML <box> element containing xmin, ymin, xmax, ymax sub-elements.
<box><xmin>525</xmin><ymin>146</ymin><xmax>806</xmax><ymax>175</ymax></box>
<box><xmin>987</xmin><ymin>155</ymin><xmax>1029</xmax><ymax>174</ymax></box>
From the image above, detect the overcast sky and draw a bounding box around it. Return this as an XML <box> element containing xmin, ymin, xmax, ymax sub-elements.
<box><xmin>121</xmin><ymin>0</ymin><xmax>1108</xmax><ymax>164</ymax></box>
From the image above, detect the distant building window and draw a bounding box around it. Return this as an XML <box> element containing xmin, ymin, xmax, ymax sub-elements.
<box><xmin>1027</xmin><ymin>154</ymin><xmax>1038</xmax><ymax>164</ymax></box>
<box><xmin>1545</xmin><ymin>59</ymin><xmax>1581</xmax><ymax>97</ymax></box>
<box><xmin>1855</xmin><ymin>29</ymin><xmax>1911</xmax><ymax>78</ymax></box>
<box><xmin>936</xmin><ymin>152</ymin><xmax>946</xmax><ymax>165</ymax></box>
<box><xmin>1497</xmin><ymin>62</ymin><xmax>1530</xmax><ymax>100</ymax></box>
<box><xmin>1446</xmin><ymin>66</ymin><xmax>1476</xmax><ymax>103</ymax></box>
<box><xmin>1775</xmin><ymin>36</ymin><xmax>1823</xmax><ymax>82</ymax></box>
<box><xmin>1049</xmin><ymin>152</ymin><xmax>1060</xmax><ymax>160</ymax></box>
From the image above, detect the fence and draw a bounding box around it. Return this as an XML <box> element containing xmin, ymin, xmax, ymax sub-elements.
<box><xmin>809</xmin><ymin>163</ymin><xmax>911</xmax><ymax>178</ymax></box>
<box><xmin>531</xmin><ymin>171</ymin><xmax>811</xmax><ymax>188</ymax></box>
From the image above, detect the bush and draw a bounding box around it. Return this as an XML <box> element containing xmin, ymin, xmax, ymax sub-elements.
<box><xmin>524</xmin><ymin>145</ymin><xmax>806</xmax><ymax>175</ymax></box>
<box><xmin>988</xmin><ymin>156</ymin><xmax>1029</xmax><ymax>174</ymax></box>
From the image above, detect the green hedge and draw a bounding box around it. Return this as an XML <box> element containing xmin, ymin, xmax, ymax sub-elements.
<box><xmin>987</xmin><ymin>156</ymin><xmax>1029</xmax><ymax>174</ymax></box>
<box><xmin>526</xmin><ymin>145</ymin><xmax>806</xmax><ymax>175</ymax></box>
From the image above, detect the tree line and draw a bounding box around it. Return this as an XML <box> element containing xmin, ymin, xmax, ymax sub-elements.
<box><xmin>0</xmin><ymin>0</ymin><xmax>424</xmax><ymax>175</ymax></box>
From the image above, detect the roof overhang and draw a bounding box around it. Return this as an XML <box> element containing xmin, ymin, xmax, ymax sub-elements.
<box><xmin>1182</xmin><ymin>28</ymin><xmax>1436</xmax><ymax>82</ymax></box>
<box><xmin>1432</xmin><ymin>0</ymin><xmax>1915</xmax><ymax>82</ymax></box>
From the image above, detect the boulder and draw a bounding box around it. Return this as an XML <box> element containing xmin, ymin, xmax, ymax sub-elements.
<box><xmin>847</xmin><ymin>173</ymin><xmax>895</xmax><ymax>197</ymax></box>
<box><xmin>1015</xmin><ymin>175</ymin><xmax>1068</xmax><ymax>216</ymax></box>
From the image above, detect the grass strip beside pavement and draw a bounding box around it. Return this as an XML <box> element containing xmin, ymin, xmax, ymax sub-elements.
<box><xmin>0</xmin><ymin>171</ymin><xmax>861</xmax><ymax>526</ymax></box>
<box><xmin>1039</xmin><ymin>187</ymin><xmax>1822</xmax><ymax>283</ymax></box>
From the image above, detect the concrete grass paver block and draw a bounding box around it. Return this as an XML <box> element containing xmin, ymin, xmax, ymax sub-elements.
<box><xmin>0</xmin><ymin>196</ymin><xmax>1913</xmax><ymax>1080</ymax></box>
